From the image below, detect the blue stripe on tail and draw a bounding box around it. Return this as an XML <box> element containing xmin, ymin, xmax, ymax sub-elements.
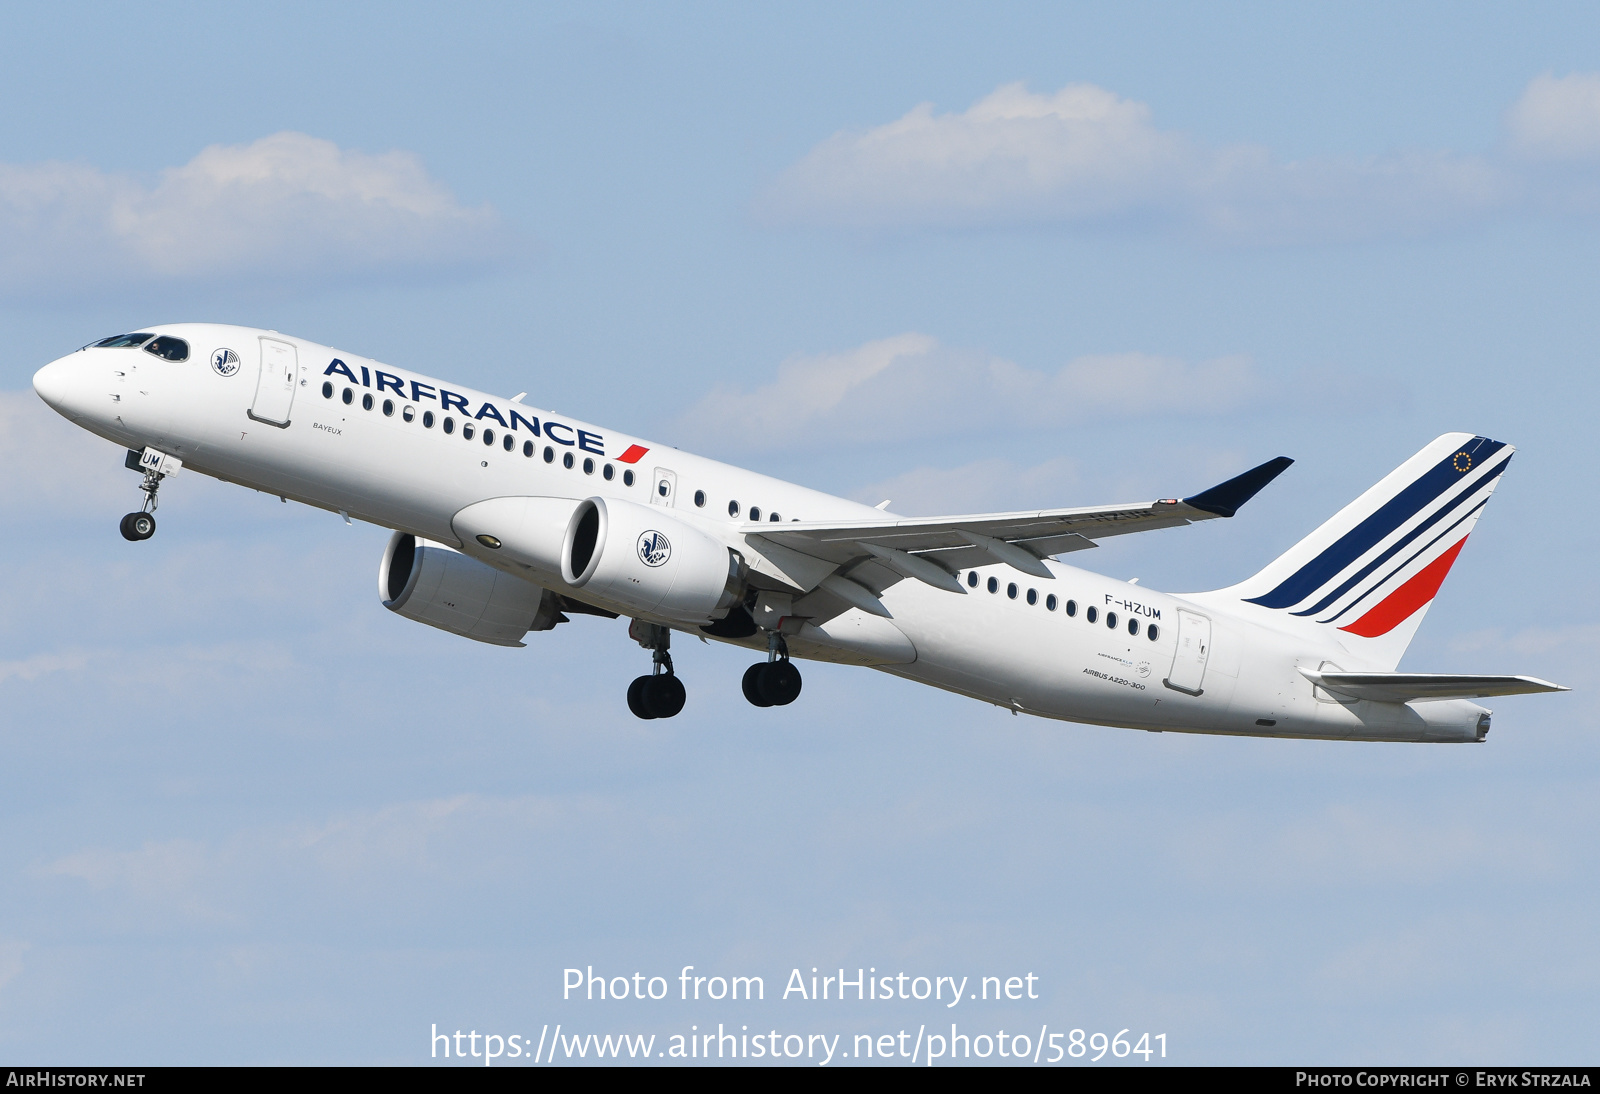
<box><xmin>1245</xmin><ymin>436</ymin><xmax>1504</xmax><ymax>611</ymax></box>
<box><xmin>1287</xmin><ymin>461</ymin><xmax>1506</xmax><ymax>617</ymax></box>
<box><xmin>1316</xmin><ymin>496</ymin><xmax>1489</xmax><ymax>624</ymax></box>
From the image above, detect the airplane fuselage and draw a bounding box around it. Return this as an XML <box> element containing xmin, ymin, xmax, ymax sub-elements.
<box><xmin>32</xmin><ymin>324</ymin><xmax>1498</xmax><ymax>742</ymax></box>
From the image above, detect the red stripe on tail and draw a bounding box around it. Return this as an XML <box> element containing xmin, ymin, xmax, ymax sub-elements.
<box><xmin>1339</xmin><ymin>537</ymin><xmax>1468</xmax><ymax>638</ymax></box>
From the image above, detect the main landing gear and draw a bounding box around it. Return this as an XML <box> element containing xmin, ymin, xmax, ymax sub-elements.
<box><xmin>627</xmin><ymin>620</ymin><xmax>686</xmax><ymax>720</ymax></box>
<box><xmin>623</xmin><ymin>619</ymin><xmax>804</xmax><ymax>719</ymax></box>
<box><xmin>742</xmin><ymin>631</ymin><xmax>802</xmax><ymax>708</ymax></box>
<box><xmin>119</xmin><ymin>447</ymin><xmax>179</xmax><ymax>542</ymax></box>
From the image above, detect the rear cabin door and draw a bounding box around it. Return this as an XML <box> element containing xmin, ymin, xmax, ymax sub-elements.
<box><xmin>650</xmin><ymin>467</ymin><xmax>677</xmax><ymax>507</ymax></box>
<box><xmin>250</xmin><ymin>337</ymin><xmax>298</xmax><ymax>426</ymax></box>
<box><xmin>1164</xmin><ymin>609</ymin><xmax>1212</xmax><ymax>695</ymax></box>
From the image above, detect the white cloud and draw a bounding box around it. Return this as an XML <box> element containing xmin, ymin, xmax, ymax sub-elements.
<box><xmin>676</xmin><ymin>333</ymin><xmax>1261</xmax><ymax>451</ymax></box>
<box><xmin>761</xmin><ymin>80</ymin><xmax>1517</xmax><ymax>241</ymax></box>
<box><xmin>765</xmin><ymin>83</ymin><xmax>1193</xmax><ymax>229</ymax></box>
<box><xmin>1506</xmin><ymin>73</ymin><xmax>1600</xmax><ymax>161</ymax></box>
<box><xmin>849</xmin><ymin>455</ymin><xmax>1082</xmax><ymax>517</ymax></box>
<box><xmin>0</xmin><ymin>651</ymin><xmax>86</xmax><ymax>685</ymax></box>
<box><xmin>0</xmin><ymin>132</ymin><xmax>515</xmax><ymax>297</ymax></box>
<box><xmin>48</xmin><ymin>838</ymin><xmax>233</xmax><ymax>924</ymax></box>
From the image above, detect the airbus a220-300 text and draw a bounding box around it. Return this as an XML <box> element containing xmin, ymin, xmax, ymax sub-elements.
<box><xmin>32</xmin><ymin>325</ymin><xmax>1568</xmax><ymax>740</ymax></box>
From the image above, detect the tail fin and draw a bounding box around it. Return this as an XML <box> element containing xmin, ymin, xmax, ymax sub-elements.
<box><xmin>1212</xmin><ymin>433</ymin><xmax>1512</xmax><ymax>669</ymax></box>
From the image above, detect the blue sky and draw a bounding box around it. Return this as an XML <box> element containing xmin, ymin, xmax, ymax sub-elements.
<box><xmin>1</xmin><ymin>1</ymin><xmax>1597</xmax><ymax>1065</ymax></box>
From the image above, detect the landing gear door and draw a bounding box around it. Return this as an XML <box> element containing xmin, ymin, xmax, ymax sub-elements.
<box><xmin>1164</xmin><ymin>609</ymin><xmax>1211</xmax><ymax>696</ymax></box>
<box><xmin>650</xmin><ymin>468</ymin><xmax>677</xmax><ymax>507</ymax></box>
<box><xmin>249</xmin><ymin>337</ymin><xmax>298</xmax><ymax>427</ymax></box>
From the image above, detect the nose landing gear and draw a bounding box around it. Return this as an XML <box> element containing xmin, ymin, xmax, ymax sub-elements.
<box><xmin>743</xmin><ymin>631</ymin><xmax>802</xmax><ymax>708</ymax></box>
<box><xmin>119</xmin><ymin>447</ymin><xmax>180</xmax><ymax>542</ymax></box>
<box><xmin>627</xmin><ymin>620</ymin><xmax>687</xmax><ymax>719</ymax></box>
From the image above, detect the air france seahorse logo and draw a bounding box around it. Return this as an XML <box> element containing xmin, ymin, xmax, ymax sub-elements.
<box><xmin>637</xmin><ymin>531</ymin><xmax>671</xmax><ymax>567</ymax></box>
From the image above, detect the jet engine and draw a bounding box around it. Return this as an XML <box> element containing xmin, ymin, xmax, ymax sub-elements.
<box><xmin>560</xmin><ymin>497</ymin><xmax>746</xmax><ymax>623</ymax></box>
<box><xmin>379</xmin><ymin>532</ymin><xmax>562</xmax><ymax>647</ymax></box>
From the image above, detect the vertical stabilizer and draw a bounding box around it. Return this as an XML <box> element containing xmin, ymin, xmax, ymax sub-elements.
<box><xmin>1207</xmin><ymin>433</ymin><xmax>1512</xmax><ymax>670</ymax></box>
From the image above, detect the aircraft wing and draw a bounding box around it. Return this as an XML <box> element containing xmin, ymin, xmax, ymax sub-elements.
<box><xmin>1300</xmin><ymin>670</ymin><xmax>1570</xmax><ymax>704</ymax></box>
<box><xmin>753</xmin><ymin>456</ymin><xmax>1294</xmax><ymax>581</ymax></box>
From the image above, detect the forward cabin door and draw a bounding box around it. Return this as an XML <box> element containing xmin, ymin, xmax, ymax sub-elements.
<box><xmin>249</xmin><ymin>337</ymin><xmax>298</xmax><ymax>427</ymax></box>
<box><xmin>650</xmin><ymin>467</ymin><xmax>677</xmax><ymax>507</ymax></box>
<box><xmin>1164</xmin><ymin>609</ymin><xmax>1212</xmax><ymax>695</ymax></box>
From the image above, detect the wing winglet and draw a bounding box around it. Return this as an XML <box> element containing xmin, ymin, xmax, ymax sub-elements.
<box><xmin>1183</xmin><ymin>456</ymin><xmax>1294</xmax><ymax>518</ymax></box>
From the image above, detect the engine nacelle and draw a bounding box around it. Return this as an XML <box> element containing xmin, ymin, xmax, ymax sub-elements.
<box><xmin>450</xmin><ymin>496</ymin><xmax>579</xmax><ymax>579</ymax></box>
<box><xmin>379</xmin><ymin>532</ymin><xmax>562</xmax><ymax>647</ymax></box>
<box><xmin>560</xmin><ymin>497</ymin><xmax>745</xmax><ymax>623</ymax></box>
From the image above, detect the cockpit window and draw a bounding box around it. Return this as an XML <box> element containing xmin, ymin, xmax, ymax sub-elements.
<box><xmin>143</xmin><ymin>336</ymin><xmax>189</xmax><ymax>362</ymax></box>
<box><xmin>91</xmin><ymin>333</ymin><xmax>154</xmax><ymax>349</ymax></box>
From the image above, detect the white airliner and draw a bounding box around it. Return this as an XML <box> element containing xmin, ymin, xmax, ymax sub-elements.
<box><xmin>31</xmin><ymin>324</ymin><xmax>1566</xmax><ymax>741</ymax></box>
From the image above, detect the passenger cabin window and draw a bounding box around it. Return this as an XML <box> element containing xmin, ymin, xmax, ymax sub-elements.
<box><xmin>583</xmin><ymin>457</ymin><xmax>595</xmax><ymax>474</ymax></box>
<box><xmin>482</xmin><ymin>428</ymin><xmax>494</xmax><ymax>446</ymax></box>
<box><xmin>383</xmin><ymin>399</ymin><xmax>394</xmax><ymax>417</ymax></box>
<box><xmin>362</xmin><ymin>393</ymin><xmax>373</xmax><ymax>411</ymax></box>
<box><xmin>770</xmin><ymin>512</ymin><xmax>780</xmax><ymax>521</ymax></box>
<box><xmin>423</xmin><ymin>411</ymin><xmax>435</xmax><ymax>428</ymax></box>
<box><xmin>143</xmin><ymin>336</ymin><xmax>189</xmax><ymax>361</ymax></box>
<box><xmin>1106</xmin><ymin>611</ymin><xmax>1118</xmax><ymax>629</ymax></box>
<box><xmin>1128</xmin><ymin>618</ymin><xmax>1139</xmax><ymax>636</ymax></box>
<box><xmin>623</xmin><ymin>469</ymin><xmax>634</xmax><ymax>486</ymax></box>
<box><xmin>322</xmin><ymin>382</ymin><xmax>333</xmax><ymax>399</ymax></box>
<box><xmin>1026</xmin><ymin>588</ymin><xmax>1038</xmax><ymax>605</ymax></box>
<box><xmin>1086</xmin><ymin>606</ymin><xmax>1097</xmax><ymax>624</ymax></box>
<box><xmin>544</xmin><ymin>446</ymin><xmax>554</xmax><ymax>463</ymax></box>
<box><xmin>563</xmin><ymin>452</ymin><xmax>574</xmax><ymax>469</ymax></box>
<box><xmin>403</xmin><ymin>405</ymin><xmax>415</xmax><ymax>423</ymax></box>
<box><xmin>987</xmin><ymin>577</ymin><xmax>998</xmax><ymax>593</ymax></box>
<box><xmin>463</xmin><ymin>423</ymin><xmax>475</xmax><ymax>440</ymax></box>
<box><xmin>342</xmin><ymin>388</ymin><xmax>354</xmax><ymax>405</ymax></box>
<box><xmin>503</xmin><ymin>434</ymin><xmax>514</xmax><ymax>452</ymax></box>
<box><xmin>967</xmin><ymin>572</ymin><xmax>979</xmax><ymax>588</ymax></box>
<box><xmin>92</xmin><ymin>333</ymin><xmax>153</xmax><ymax>348</ymax></box>
<box><xmin>1046</xmin><ymin>594</ymin><xmax>1057</xmax><ymax>611</ymax></box>
<box><xmin>1148</xmin><ymin>624</ymin><xmax>1160</xmax><ymax>642</ymax></box>
<box><xmin>523</xmin><ymin>440</ymin><xmax>534</xmax><ymax>457</ymax></box>
<box><xmin>728</xmin><ymin>501</ymin><xmax>740</xmax><ymax>517</ymax></box>
<box><xmin>603</xmin><ymin>463</ymin><xmax>614</xmax><ymax>480</ymax></box>
<box><xmin>1065</xmin><ymin>599</ymin><xmax>1077</xmax><ymax>617</ymax></box>
<box><xmin>694</xmin><ymin>490</ymin><xmax>705</xmax><ymax>506</ymax></box>
<box><xmin>443</xmin><ymin>417</ymin><xmax>455</xmax><ymax>434</ymax></box>
<box><xmin>1006</xmin><ymin>582</ymin><xmax>1018</xmax><ymax>599</ymax></box>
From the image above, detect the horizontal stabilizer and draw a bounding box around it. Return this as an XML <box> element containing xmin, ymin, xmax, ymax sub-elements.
<box><xmin>1299</xmin><ymin>669</ymin><xmax>1569</xmax><ymax>704</ymax></box>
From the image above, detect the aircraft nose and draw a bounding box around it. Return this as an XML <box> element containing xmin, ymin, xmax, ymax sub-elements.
<box><xmin>33</xmin><ymin>354</ymin><xmax>87</xmax><ymax>419</ymax></box>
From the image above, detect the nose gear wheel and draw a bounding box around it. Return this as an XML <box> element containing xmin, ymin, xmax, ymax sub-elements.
<box><xmin>118</xmin><ymin>512</ymin><xmax>156</xmax><ymax>541</ymax></box>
